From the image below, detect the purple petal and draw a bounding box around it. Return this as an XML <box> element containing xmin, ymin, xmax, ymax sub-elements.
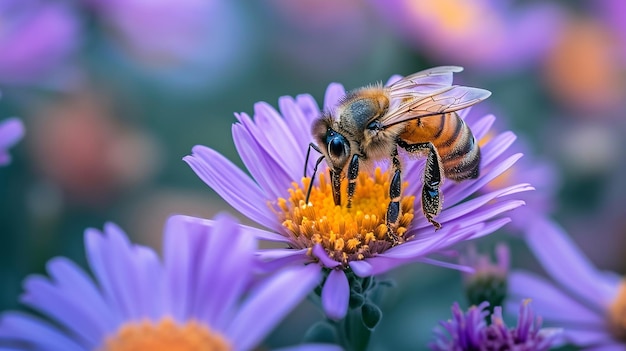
<box><xmin>324</xmin><ymin>83</ymin><xmax>346</xmax><ymax>113</ymax></box>
<box><xmin>84</xmin><ymin>226</ymin><xmax>132</xmax><ymax>323</ymax></box>
<box><xmin>295</xmin><ymin>93</ymin><xmax>321</xmax><ymax>124</ymax></box>
<box><xmin>525</xmin><ymin>217</ymin><xmax>619</xmax><ymax>309</ymax></box>
<box><xmin>442</xmin><ymin>153</ymin><xmax>523</xmax><ymax>205</ymax></box>
<box><xmin>164</xmin><ymin>214</ymin><xmax>255</xmax><ymax>332</ymax></box>
<box><xmin>468</xmin><ymin>114</ymin><xmax>496</xmax><ymax>141</ymax></box>
<box><xmin>322</xmin><ymin>269</ymin><xmax>350</xmax><ymax>321</ymax></box>
<box><xmin>227</xmin><ymin>264</ymin><xmax>322</xmax><ymax>351</ymax></box>
<box><xmin>349</xmin><ymin>260</ymin><xmax>373</xmax><ymax>277</ymax></box>
<box><xmin>385</xmin><ymin>74</ymin><xmax>403</xmax><ymax>86</ymax></box>
<box><xmin>184</xmin><ymin>145</ymin><xmax>282</xmax><ymax>232</ymax></box>
<box><xmin>279</xmin><ymin>96</ymin><xmax>316</xmax><ymax>148</ymax></box>
<box><xmin>508</xmin><ymin>271</ymin><xmax>605</xmax><ymax>326</ymax></box>
<box><xmin>256</xmin><ymin>248</ymin><xmax>312</xmax><ymax>273</ymax></box>
<box><xmin>312</xmin><ymin>244</ymin><xmax>341</xmax><ymax>268</ymax></box>
<box><xmin>232</xmin><ymin>123</ymin><xmax>294</xmax><ymax>199</ymax></box>
<box><xmin>0</xmin><ymin>118</ymin><xmax>25</xmax><ymax>149</ymax></box>
<box><xmin>0</xmin><ymin>312</ymin><xmax>85</xmax><ymax>350</ymax></box>
<box><xmin>20</xmin><ymin>275</ymin><xmax>101</xmax><ymax>346</ymax></box>
<box><xmin>45</xmin><ymin>257</ymin><xmax>114</xmax><ymax>336</ymax></box>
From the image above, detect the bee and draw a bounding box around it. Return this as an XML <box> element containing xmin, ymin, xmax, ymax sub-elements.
<box><xmin>304</xmin><ymin>66</ymin><xmax>491</xmax><ymax>242</ymax></box>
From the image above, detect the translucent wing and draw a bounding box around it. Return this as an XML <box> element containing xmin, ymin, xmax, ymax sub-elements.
<box><xmin>382</xmin><ymin>67</ymin><xmax>491</xmax><ymax>127</ymax></box>
<box><xmin>388</xmin><ymin>66</ymin><xmax>464</xmax><ymax>100</ymax></box>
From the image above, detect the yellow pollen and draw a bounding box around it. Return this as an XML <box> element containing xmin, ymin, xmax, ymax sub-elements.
<box><xmin>99</xmin><ymin>317</ymin><xmax>231</xmax><ymax>351</ymax></box>
<box><xmin>608</xmin><ymin>281</ymin><xmax>626</xmax><ymax>340</ymax></box>
<box><xmin>271</xmin><ymin>168</ymin><xmax>415</xmax><ymax>266</ymax></box>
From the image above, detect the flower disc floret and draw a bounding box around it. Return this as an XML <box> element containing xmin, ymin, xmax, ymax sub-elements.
<box><xmin>272</xmin><ymin>168</ymin><xmax>414</xmax><ymax>266</ymax></box>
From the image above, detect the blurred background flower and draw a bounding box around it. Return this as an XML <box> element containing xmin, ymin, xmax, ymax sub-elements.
<box><xmin>1</xmin><ymin>0</ymin><xmax>626</xmax><ymax>349</ymax></box>
<box><xmin>370</xmin><ymin>0</ymin><xmax>564</xmax><ymax>73</ymax></box>
<box><xmin>0</xmin><ymin>0</ymin><xmax>81</xmax><ymax>88</ymax></box>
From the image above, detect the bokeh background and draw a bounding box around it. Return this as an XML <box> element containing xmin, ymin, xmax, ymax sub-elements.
<box><xmin>1</xmin><ymin>0</ymin><xmax>625</xmax><ymax>348</ymax></box>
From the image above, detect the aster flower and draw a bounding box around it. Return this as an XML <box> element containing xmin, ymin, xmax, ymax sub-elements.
<box><xmin>0</xmin><ymin>117</ymin><xmax>24</xmax><ymax>166</ymax></box>
<box><xmin>370</xmin><ymin>0</ymin><xmax>564</xmax><ymax>72</ymax></box>
<box><xmin>185</xmin><ymin>74</ymin><xmax>532</xmax><ymax>323</ymax></box>
<box><xmin>430</xmin><ymin>300</ymin><xmax>561</xmax><ymax>351</ymax></box>
<box><xmin>509</xmin><ymin>216</ymin><xmax>626</xmax><ymax>349</ymax></box>
<box><xmin>0</xmin><ymin>0</ymin><xmax>79</xmax><ymax>86</ymax></box>
<box><xmin>0</xmin><ymin>214</ymin><xmax>338</xmax><ymax>351</ymax></box>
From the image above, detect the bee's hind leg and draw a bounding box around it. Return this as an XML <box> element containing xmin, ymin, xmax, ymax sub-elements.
<box><xmin>421</xmin><ymin>143</ymin><xmax>444</xmax><ymax>229</ymax></box>
<box><xmin>398</xmin><ymin>140</ymin><xmax>444</xmax><ymax>230</ymax></box>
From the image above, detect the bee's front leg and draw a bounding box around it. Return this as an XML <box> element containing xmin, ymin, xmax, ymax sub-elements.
<box><xmin>346</xmin><ymin>154</ymin><xmax>359</xmax><ymax>208</ymax></box>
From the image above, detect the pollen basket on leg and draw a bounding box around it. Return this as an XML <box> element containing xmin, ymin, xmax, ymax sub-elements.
<box><xmin>271</xmin><ymin>167</ymin><xmax>415</xmax><ymax>266</ymax></box>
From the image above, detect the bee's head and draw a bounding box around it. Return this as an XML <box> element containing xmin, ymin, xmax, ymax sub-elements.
<box><xmin>312</xmin><ymin>117</ymin><xmax>351</xmax><ymax>172</ymax></box>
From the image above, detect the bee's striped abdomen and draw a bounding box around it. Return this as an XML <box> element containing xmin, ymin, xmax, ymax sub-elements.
<box><xmin>399</xmin><ymin>112</ymin><xmax>480</xmax><ymax>181</ymax></box>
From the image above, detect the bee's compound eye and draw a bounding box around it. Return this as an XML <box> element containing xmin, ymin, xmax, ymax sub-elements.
<box><xmin>329</xmin><ymin>138</ymin><xmax>345</xmax><ymax>158</ymax></box>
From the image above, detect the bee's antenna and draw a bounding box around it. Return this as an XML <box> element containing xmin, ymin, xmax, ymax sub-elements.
<box><xmin>304</xmin><ymin>143</ymin><xmax>322</xmax><ymax>177</ymax></box>
<box><xmin>305</xmin><ymin>155</ymin><xmax>325</xmax><ymax>204</ymax></box>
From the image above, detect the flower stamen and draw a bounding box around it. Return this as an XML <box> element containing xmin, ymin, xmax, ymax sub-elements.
<box><xmin>271</xmin><ymin>168</ymin><xmax>415</xmax><ymax>267</ymax></box>
<box><xmin>100</xmin><ymin>317</ymin><xmax>231</xmax><ymax>351</ymax></box>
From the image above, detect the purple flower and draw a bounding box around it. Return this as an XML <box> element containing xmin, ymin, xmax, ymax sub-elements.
<box><xmin>185</xmin><ymin>74</ymin><xmax>530</xmax><ymax>320</ymax></box>
<box><xmin>0</xmin><ymin>0</ymin><xmax>79</xmax><ymax>86</ymax></box>
<box><xmin>430</xmin><ymin>300</ymin><xmax>561</xmax><ymax>351</ymax></box>
<box><xmin>509</xmin><ymin>216</ymin><xmax>626</xmax><ymax>349</ymax></box>
<box><xmin>0</xmin><ymin>214</ymin><xmax>335</xmax><ymax>351</ymax></box>
<box><xmin>0</xmin><ymin>117</ymin><xmax>24</xmax><ymax>166</ymax></box>
<box><xmin>370</xmin><ymin>0</ymin><xmax>564</xmax><ymax>72</ymax></box>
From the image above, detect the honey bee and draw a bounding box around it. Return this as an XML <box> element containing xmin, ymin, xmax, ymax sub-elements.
<box><xmin>304</xmin><ymin>66</ymin><xmax>491</xmax><ymax>241</ymax></box>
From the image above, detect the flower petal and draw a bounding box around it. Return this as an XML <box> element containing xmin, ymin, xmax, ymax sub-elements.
<box><xmin>322</xmin><ymin>269</ymin><xmax>350</xmax><ymax>321</ymax></box>
<box><xmin>0</xmin><ymin>312</ymin><xmax>85</xmax><ymax>351</ymax></box>
<box><xmin>324</xmin><ymin>83</ymin><xmax>346</xmax><ymax>113</ymax></box>
<box><xmin>227</xmin><ymin>264</ymin><xmax>322</xmax><ymax>351</ymax></box>
<box><xmin>0</xmin><ymin>118</ymin><xmax>25</xmax><ymax>149</ymax></box>
<box><xmin>508</xmin><ymin>271</ymin><xmax>606</xmax><ymax>326</ymax></box>
<box><xmin>312</xmin><ymin>244</ymin><xmax>341</xmax><ymax>268</ymax></box>
<box><xmin>524</xmin><ymin>217</ymin><xmax>619</xmax><ymax>309</ymax></box>
<box><xmin>184</xmin><ymin>145</ymin><xmax>282</xmax><ymax>232</ymax></box>
<box><xmin>295</xmin><ymin>93</ymin><xmax>321</xmax><ymax>123</ymax></box>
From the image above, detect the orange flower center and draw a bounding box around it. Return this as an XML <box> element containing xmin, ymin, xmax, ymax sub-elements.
<box><xmin>609</xmin><ymin>281</ymin><xmax>626</xmax><ymax>340</ymax></box>
<box><xmin>99</xmin><ymin>317</ymin><xmax>231</xmax><ymax>351</ymax></box>
<box><xmin>271</xmin><ymin>168</ymin><xmax>415</xmax><ymax>266</ymax></box>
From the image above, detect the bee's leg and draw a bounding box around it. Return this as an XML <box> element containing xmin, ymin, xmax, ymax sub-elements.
<box><xmin>330</xmin><ymin>169</ymin><xmax>342</xmax><ymax>206</ymax></box>
<box><xmin>304</xmin><ymin>143</ymin><xmax>322</xmax><ymax>177</ymax></box>
<box><xmin>386</xmin><ymin>148</ymin><xmax>402</xmax><ymax>244</ymax></box>
<box><xmin>398</xmin><ymin>140</ymin><xmax>444</xmax><ymax>230</ymax></box>
<box><xmin>346</xmin><ymin>154</ymin><xmax>359</xmax><ymax>208</ymax></box>
<box><xmin>421</xmin><ymin>143</ymin><xmax>444</xmax><ymax>229</ymax></box>
<box><xmin>304</xmin><ymin>155</ymin><xmax>326</xmax><ymax>204</ymax></box>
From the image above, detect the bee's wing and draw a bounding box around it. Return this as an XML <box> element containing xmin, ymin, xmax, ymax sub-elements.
<box><xmin>381</xmin><ymin>66</ymin><xmax>491</xmax><ymax>127</ymax></box>
<box><xmin>388</xmin><ymin>66</ymin><xmax>464</xmax><ymax>99</ymax></box>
